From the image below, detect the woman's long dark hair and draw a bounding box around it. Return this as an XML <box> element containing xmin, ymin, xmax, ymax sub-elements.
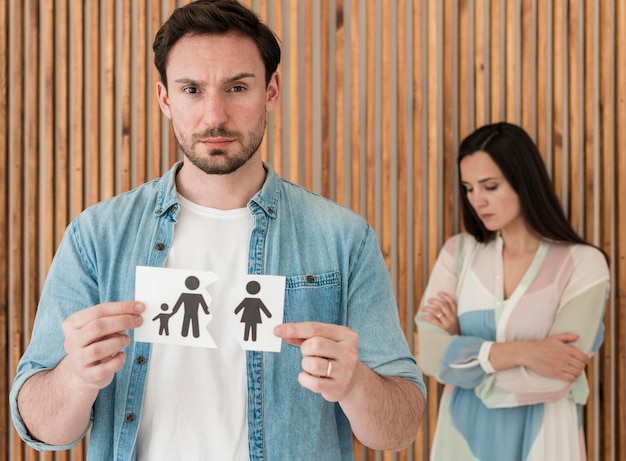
<box><xmin>458</xmin><ymin>122</ymin><xmax>588</xmax><ymax>246</ymax></box>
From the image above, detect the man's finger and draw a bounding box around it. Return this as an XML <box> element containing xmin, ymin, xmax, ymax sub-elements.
<box><xmin>274</xmin><ymin>322</ymin><xmax>349</xmax><ymax>343</ymax></box>
<box><xmin>65</xmin><ymin>302</ymin><xmax>144</xmax><ymax>329</ymax></box>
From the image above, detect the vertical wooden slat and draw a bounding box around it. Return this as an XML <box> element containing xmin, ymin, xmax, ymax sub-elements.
<box><xmin>364</xmin><ymin>1</ymin><xmax>375</xmax><ymax>226</ymax></box>
<box><xmin>425</xmin><ymin>0</ymin><xmax>437</xmax><ymax>269</ymax></box>
<box><xmin>536</xmin><ymin>0</ymin><xmax>549</xmax><ymax>158</ymax></box>
<box><xmin>504</xmin><ymin>0</ymin><xmax>516</xmax><ymax>121</ymax></box>
<box><xmin>442</xmin><ymin>0</ymin><xmax>455</xmax><ymax>240</ymax></box>
<box><xmin>25</xmin><ymin>2</ymin><xmax>42</xmax><ymax>459</ymax></box>
<box><xmin>301</xmin><ymin>0</ymin><xmax>313</xmax><ymax>191</ymax></box>
<box><xmin>286</xmin><ymin>0</ymin><xmax>298</xmax><ymax>183</ymax></box>
<box><xmin>457</xmin><ymin>0</ymin><xmax>469</xmax><ymax>135</ymax></box>
<box><xmin>134</xmin><ymin>0</ymin><xmax>146</xmax><ymax>186</ymax></box>
<box><xmin>102</xmin><ymin>0</ymin><xmax>115</xmax><ymax>199</ymax></box>
<box><xmin>54</xmin><ymin>0</ymin><xmax>69</xmax><ymax>249</ymax></box>
<box><xmin>520</xmin><ymin>0</ymin><xmax>535</xmax><ymax>135</ymax></box>
<box><xmin>397</xmin><ymin>0</ymin><xmax>408</xmax><ymax>343</ymax></box>
<box><xmin>0</xmin><ymin>0</ymin><xmax>8</xmax><ymax>455</ymax></box>
<box><xmin>567</xmin><ymin>0</ymin><xmax>581</xmax><ymax>235</ymax></box>
<box><xmin>335</xmin><ymin>0</ymin><xmax>346</xmax><ymax>206</ymax></box>
<box><xmin>551</xmin><ymin>0</ymin><xmax>564</xmax><ymax>205</ymax></box>
<box><xmin>87</xmin><ymin>0</ymin><xmax>100</xmax><ymax>207</ymax></box>
<box><xmin>616</xmin><ymin>2</ymin><xmax>626</xmax><ymax>458</ymax></box>
<box><xmin>490</xmin><ymin>0</ymin><xmax>504</xmax><ymax>123</ymax></box>
<box><xmin>584</xmin><ymin>1</ymin><xmax>599</xmax><ymax>456</ymax></box>
<box><xmin>271</xmin><ymin>1</ymin><xmax>284</xmax><ymax>175</ymax></box>
<box><xmin>424</xmin><ymin>0</ymin><xmax>443</xmax><ymax>456</ymax></box>
<box><xmin>320</xmin><ymin>0</ymin><xmax>332</xmax><ymax>198</ymax></box>
<box><xmin>348</xmin><ymin>0</ymin><xmax>360</xmax><ymax>215</ymax></box>
<box><xmin>9</xmin><ymin>0</ymin><xmax>26</xmax><ymax>459</ymax></box>
<box><xmin>398</xmin><ymin>2</ymin><xmax>417</xmax><ymax>457</ymax></box>
<box><xmin>120</xmin><ymin>0</ymin><xmax>132</xmax><ymax>193</ymax></box>
<box><xmin>474</xmin><ymin>0</ymin><xmax>486</xmax><ymax>127</ymax></box>
<box><xmin>380</xmin><ymin>0</ymin><xmax>392</xmax><ymax>265</ymax></box>
<box><xmin>412</xmin><ymin>1</ymin><xmax>428</xmax><ymax>459</ymax></box>
<box><xmin>70</xmin><ymin>0</ymin><xmax>84</xmax><ymax>218</ymax></box>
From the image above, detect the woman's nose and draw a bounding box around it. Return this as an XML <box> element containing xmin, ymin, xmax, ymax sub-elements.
<box><xmin>470</xmin><ymin>190</ymin><xmax>487</xmax><ymax>208</ymax></box>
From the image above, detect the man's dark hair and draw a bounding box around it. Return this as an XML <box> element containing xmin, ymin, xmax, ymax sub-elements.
<box><xmin>153</xmin><ymin>0</ymin><xmax>281</xmax><ymax>89</ymax></box>
<box><xmin>458</xmin><ymin>122</ymin><xmax>588</xmax><ymax>246</ymax></box>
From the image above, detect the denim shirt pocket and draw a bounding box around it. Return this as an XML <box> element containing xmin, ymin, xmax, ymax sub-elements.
<box><xmin>283</xmin><ymin>271</ymin><xmax>341</xmax><ymax>325</ymax></box>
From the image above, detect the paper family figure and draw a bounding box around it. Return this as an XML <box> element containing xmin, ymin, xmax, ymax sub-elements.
<box><xmin>234</xmin><ymin>280</ymin><xmax>272</xmax><ymax>342</ymax></box>
<box><xmin>164</xmin><ymin>275</ymin><xmax>211</xmax><ymax>338</ymax></box>
<box><xmin>152</xmin><ymin>303</ymin><xmax>175</xmax><ymax>336</ymax></box>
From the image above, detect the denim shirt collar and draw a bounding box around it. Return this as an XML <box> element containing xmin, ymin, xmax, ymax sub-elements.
<box><xmin>250</xmin><ymin>162</ymin><xmax>281</xmax><ymax>220</ymax></box>
<box><xmin>156</xmin><ymin>160</ymin><xmax>281</xmax><ymax>220</ymax></box>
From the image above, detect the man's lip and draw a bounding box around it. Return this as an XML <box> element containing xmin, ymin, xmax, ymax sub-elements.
<box><xmin>199</xmin><ymin>138</ymin><xmax>235</xmax><ymax>147</ymax></box>
<box><xmin>200</xmin><ymin>137</ymin><xmax>234</xmax><ymax>143</ymax></box>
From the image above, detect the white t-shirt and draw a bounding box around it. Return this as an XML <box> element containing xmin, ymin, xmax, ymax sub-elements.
<box><xmin>136</xmin><ymin>194</ymin><xmax>253</xmax><ymax>461</ymax></box>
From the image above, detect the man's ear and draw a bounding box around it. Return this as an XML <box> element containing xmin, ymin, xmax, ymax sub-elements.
<box><xmin>265</xmin><ymin>72</ymin><xmax>280</xmax><ymax>111</ymax></box>
<box><xmin>156</xmin><ymin>81</ymin><xmax>172</xmax><ymax>119</ymax></box>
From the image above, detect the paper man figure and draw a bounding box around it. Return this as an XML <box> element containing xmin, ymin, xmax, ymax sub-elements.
<box><xmin>171</xmin><ymin>276</ymin><xmax>210</xmax><ymax>338</ymax></box>
<box><xmin>234</xmin><ymin>280</ymin><xmax>272</xmax><ymax>342</ymax></box>
<box><xmin>152</xmin><ymin>302</ymin><xmax>175</xmax><ymax>336</ymax></box>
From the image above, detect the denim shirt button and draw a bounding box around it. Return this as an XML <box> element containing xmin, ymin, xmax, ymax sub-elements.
<box><xmin>136</xmin><ymin>356</ymin><xmax>145</xmax><ymax>365</ymax></box>
<box><xmin>156</xmin><ymin>243</ymin><xmax>165</xmax><ymax>250</ymax></box>
<box><xmin>126</xmin><ymin>413</ymin><xmax>135</xmax><ymax>423</ymax></box>
<box><xmin>306</xmin><ymin>275</ymin><xmax>315</xmax><ymax>283</ymax></box>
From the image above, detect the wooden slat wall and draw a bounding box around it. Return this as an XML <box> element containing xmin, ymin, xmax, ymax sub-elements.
<box><xmin>1</xmin><ymin>1</ymin><xmax>624</xmax><ymax>460</ymax></box>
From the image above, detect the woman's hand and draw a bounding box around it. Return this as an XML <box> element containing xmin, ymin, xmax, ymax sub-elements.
<box><xmin>421</xmin><ymin>292</ymin><xmax>460</xmax><ymax>335</ymax></box>
<box><xmin>522</xmin><ymin>333</ymin><xmax>590</xmax><ymax>382</ymax></box>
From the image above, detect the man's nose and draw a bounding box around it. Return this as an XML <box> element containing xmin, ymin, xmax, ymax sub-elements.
<box><xmin>201</xmin><ymin>92</ymin><xmax>229</xmax><ymax>127</ymax></box>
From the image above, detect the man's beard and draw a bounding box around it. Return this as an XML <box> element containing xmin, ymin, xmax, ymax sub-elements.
<box><xmin>175</xmin><ymin>116</ymin><xmax>266</xmax><ymax>175</ymax></box>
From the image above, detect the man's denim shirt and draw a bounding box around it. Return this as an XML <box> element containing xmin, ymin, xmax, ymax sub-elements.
<box><xmin>10</xmin><ymin>161</ymin><xmax>425</xmax><ymax>461</ymax></box>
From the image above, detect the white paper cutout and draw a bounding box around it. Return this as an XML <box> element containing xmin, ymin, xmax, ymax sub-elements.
<box><xmin>135</xmin><ymin>266</ymin><xmax>218</xmax><ymax>348</ymax></box>
<box><xmin>229</xmin><ymin>274</ymin><xmax>285</xmax><ymax>352</ymax></box>
<box><xmin>134</xmin><ymin>266</ymin><xmax>285</xmax><ymax>352</ymax></box>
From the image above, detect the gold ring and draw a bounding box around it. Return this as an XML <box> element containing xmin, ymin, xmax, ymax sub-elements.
<box><xmin>325</xmin><ymin>358</ymin><xmax>333</xmax><ymax>378</ymax></box>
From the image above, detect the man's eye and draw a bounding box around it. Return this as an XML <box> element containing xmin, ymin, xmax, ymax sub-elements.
<box><xmin>184</xmin><ymin>87</ymin><xmax>198</xmax><ymax>94</ymax></box>
<box><xmin>229</xmin><ymin>85</ymin><xmax>246</xmax><ymax>93</ymax></box>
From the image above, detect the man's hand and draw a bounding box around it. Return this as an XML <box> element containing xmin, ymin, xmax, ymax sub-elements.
<box><xmin>273</xmin><ymin>321</ymin><xmax>359</xmax><ymax>402</ymax></box>
<box><xmin>274</xmin><ymin>321</ymin><xmax>424</xmax><ymax>451</ymax></box>
<box><xmin>17</xmin><ymin>301</ymin><xmax>144</xmax><ymax>446</ymax></box>
<box><xmin>62</xmin><ymin>301</ymin><xmax>145</xmax><ymax>391</ymax></box>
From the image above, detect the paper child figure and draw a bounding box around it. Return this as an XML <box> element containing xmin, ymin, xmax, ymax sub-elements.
<box><xmin>234</xmin><ymin>280</ymin><xmax>272</xmax><ymax>342</ymax></box>
<box><xmin>152</xmin><ymin>302</ymin><xmax>175</xmax><ymax>336</ymax></box>
<box><xmin>171</xmin><ymin>275</ymin><xmax>210</xmax><ymax>338</ymax></box>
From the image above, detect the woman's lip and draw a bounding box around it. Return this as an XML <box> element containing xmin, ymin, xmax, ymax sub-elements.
<box><xmin>480</xmin><ymin>213</ymin><xmax>494</xmax><ymax>220</ymax></box>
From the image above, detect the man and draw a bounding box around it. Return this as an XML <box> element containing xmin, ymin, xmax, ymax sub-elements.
<box><xmin>10</xmin><ymin>1</ymin><xmax>425</xmax><ymax>459</ymax></box>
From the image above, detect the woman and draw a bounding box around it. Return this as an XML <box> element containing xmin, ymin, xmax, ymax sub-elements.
<box><xmin>415</xmin><ymin>122</ymin><xmax>609</xmax><ymax>461</ymax></box>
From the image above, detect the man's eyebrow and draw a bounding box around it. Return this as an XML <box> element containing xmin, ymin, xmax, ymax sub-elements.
<box><xmin>224</xmin><ymin>72</ymin><xmax>256</xmax><ymax>83</ymax></box>
<box><xmin>172</xmin><ymin>73</ymin><xmax>257</xmax><ymax>86</ymax></box>
<box><xmin>173</xmin><ymin>78</ymin><xmax>202</xmax><ymax>86</ymax></box>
